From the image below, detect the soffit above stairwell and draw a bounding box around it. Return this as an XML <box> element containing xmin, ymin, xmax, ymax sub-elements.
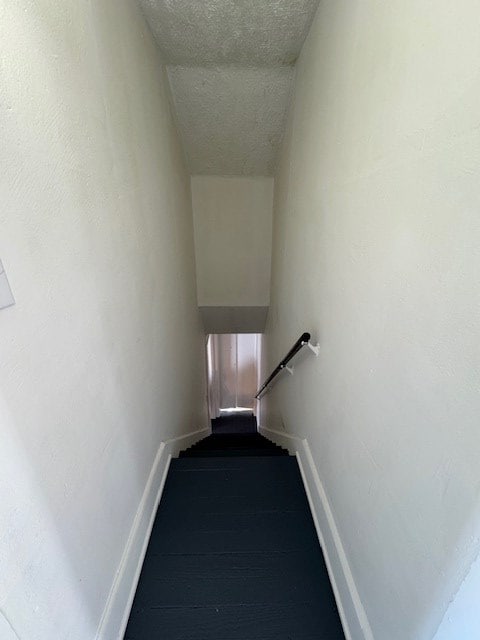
<box><xmin>139</xmin><ymin>0</ymin><xmax>321</xmax><ymax>175</ymax></box>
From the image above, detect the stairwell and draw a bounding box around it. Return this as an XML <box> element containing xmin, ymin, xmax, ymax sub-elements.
<box><xmin>124</xmin><ymin>415</ymin><xmax>345</xmax><ymax>639</ymax></box>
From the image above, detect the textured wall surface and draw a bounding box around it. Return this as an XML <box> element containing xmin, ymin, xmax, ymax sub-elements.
<box><xmin>434</xmin><ymin>547</ymin><xmax>480</xmax><ymax>640</ymax></box>
<box><xmin>139</xmin><ymin>0</ymin><xmax>320</xmax><ymax>175</ymax></box>
<box><xmin>0</xmin><ymin>1</ymin><xmax>206</xmax><ymax>638</ymax></box>
<box><xmin>262</xmin><ymin>1</ymin><xmax>480</xmax><ymax>638</ymax></box>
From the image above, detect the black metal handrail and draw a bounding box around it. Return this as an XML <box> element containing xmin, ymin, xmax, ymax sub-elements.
<box><xmin>255</xmin><ymin>332</ymin><xmax>311</xmax><ymax>399</ymax></box>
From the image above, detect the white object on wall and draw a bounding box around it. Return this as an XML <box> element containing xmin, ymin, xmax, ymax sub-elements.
<box><xmin>0</xmin><ymin>260</ymin><xmax>15</xmax><ymax>310</ymax></box>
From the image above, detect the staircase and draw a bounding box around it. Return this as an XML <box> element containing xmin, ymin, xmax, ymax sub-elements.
<box><xmin>124</xmin><ymin>423</ymin><xmax>345</xmax><ymax>639</ymax></box>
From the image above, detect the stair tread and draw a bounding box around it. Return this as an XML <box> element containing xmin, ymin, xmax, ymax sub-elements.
<box><xmin>179</xmin><ymin>432</ymin><xmax>289</xmax><ymax>459</ymax></box>
<box><xmin>162</xmin><ymin>470</ymin><xmax>305</xmax><ymax>501</ymax></box>
<box><xmin>125</xmin><ymin>601</ymin><xmax>344</xmax><ymax>640</ymax></box>
<box><xmin>158</xmin><ymin>492</ymin><xmax>305</xmax><ymax>516</ymax></box>
<box><xmin>146</xmin><ymin>514</ymin><xmax>318</xmax><ymax>555</ymax></box>
<box><xmin>131</xmin><ymin>551</ymin><xmax>335</xmax><ymax>608</ymax></box>
<box><xmin>171</xmin><ymin>455</ymin><xmax>296</xmax><ymax>469</ymax></box>
<box><xmin>181</xmin><ymin>447</ymin><xmax>287</xmax><ymax>455</ymax></box>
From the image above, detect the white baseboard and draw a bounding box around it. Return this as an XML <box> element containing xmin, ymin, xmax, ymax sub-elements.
<box><xmin>259</xmin><ymin>426</ymin><xmax>374</xmax><ymax>640</ymax></box>
<box><xmin>96</xmin><ymin>426</ymin><xmax>210</xmax><ymax>640</ymax></box>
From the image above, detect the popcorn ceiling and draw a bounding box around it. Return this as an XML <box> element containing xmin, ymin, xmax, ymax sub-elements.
<box><xmin>139</xmin><ymin>0</ymin><xmax>320</xmax><ymax>175</ymax></box>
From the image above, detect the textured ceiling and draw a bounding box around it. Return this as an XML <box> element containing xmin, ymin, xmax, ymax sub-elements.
<box><xmin>139</xmin><ymin>0</ymin><xmax>321</xmax><ymax>66</ymax></box>
<box><xmin>168</xmin><ymin>66</ymin><xmax>294</xmax><ymax>176</ymax></box>
<box><xmin>139</xmin><ymin>0</ymin><xmax>321</xmax><ymax>175</ymax></box>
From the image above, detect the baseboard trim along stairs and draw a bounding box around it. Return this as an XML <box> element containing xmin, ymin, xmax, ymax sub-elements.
<box><xmin>259</xmin><ymin>426</ymin><xmax>374</xmax><ymax>640</ymax></box>
<box><xmin>96</xmin><ymin>427</ymin><xmax>211</xmax><ymax>640</ymax></box>
<box><xmin>97</xmin><ymin>422</ymin><xmax>372</xmax><ymax>640</ymax></box>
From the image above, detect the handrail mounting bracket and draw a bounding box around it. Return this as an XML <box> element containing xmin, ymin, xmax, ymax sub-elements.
<box><xmin>307</xmin><ymin>342</ymin><xmax>320</xmax><ymax>356</ymax></box>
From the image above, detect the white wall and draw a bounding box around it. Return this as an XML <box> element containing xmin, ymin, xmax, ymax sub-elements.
<box><xmin>0</xmin><ymin>1</ymin><xmax>206</xmax><ymax>638</ymax></box>
<box><xmin>191</xmin><ymin>176</ymin><xmax>273</xmax><ymax>307</ymax></box>
<box><xmin>434</xmin><ymin>548</ymin><xmax>480</xmax><ymax>640</ymax></box>
<box><xmin>263</xmin><ymin>1</ymin><xmax>480</xmax><ymax>639</ymax></box>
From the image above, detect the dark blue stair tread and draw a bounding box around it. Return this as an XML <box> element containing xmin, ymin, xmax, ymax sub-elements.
<box><xmin>180</xmin><ymin>434</ymin><xmax>289</xmax><ymax>458</ymax></box>
<box><xmin>146</xmin><ymin>511</ymin><xmax>319</xmax><ymax>555</ymax></box>
<box><xmin>171</xmin><ymin>455</ymin><xmax>297</xmax><ymax>470</ymax></box>
<box><xmin>211</xmin><ymin>413</ymin><xmax>257</xmax><ymax>435</ymax></box>
<box><xmin>131</xmin><ymin>551</ymin><xmax>337</xmax><ymax>608</ymax></box>
<box><xmin>187</xmin><ymin>442</ymin><xmax>285</xmax><ymax>450</ymax></box>
<box><xmin>159</xmin><ymin>464</ymin><xmax>311</xmax><ymax>518</ymax></box>
<box><xmin>160</xmin><ymin>486</ymin><xmax>307</xmax><ymax>511</ymax></box>
<box><xmin>180</xmin><ymin>434</ymin><xmax>288</xmax><ymax>457</ymax></box>
<box><xmin>190</xmin><ymin>433</ymin><xmax>272</xmax><ymax>442</ymax></box>
<box><xmin>157</xmin><ymin>492</ymin><xmax>307</xmax><ymax>516</ymax></box>
<box><xmin>163</xmin><ymin>467</ymin><xmax>305</xmax><ymax>495</ymax></box>
<box><xmin>188</xmin><ymin>443</ymin><xmax>280</xmax><ymax>449</ymax></box>
<box><xmin>124</xmin><ymin>602</ymin><xmax>344</xmax><ymax>640</ymax></box>
<box><xmin>151</xmin><ymin>507</ymin><xmax>314</xmax><ymax>529</ymax></box>
<box><xmin>186</xmin><ymin>438</ymin><xmax>283</xmax><ymax>447</ymax></box>
<box><xmin>160</xmin><ymin>479</ymin><xmax>306</xmax><ymax>506</ymax></box>
<box><xmin>180</xmin><ymin>449</ymin><xmax>287</xmax><ymax>457</ymax></box>
<box><xmin>167</xmin><ymin>460</ymin><xmax>301</xmax><ymax>480</ymax></box>
<box><xmin>187</xmin><ymin>436</ymin><xmax>276</xmax><ymax>444</ymax></box>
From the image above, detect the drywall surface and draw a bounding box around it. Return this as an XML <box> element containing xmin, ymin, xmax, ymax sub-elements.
<box><xmin>0</xmin><ymin>1</ymin><xmax>206</xmax><ymax>638</ymax></box>
<box><xmin>199</xmin><ymin>306</ymin><xmax>269</xmax><ymax>334</ymax></box>
<box><xmin>434</xmin><ymin>548</ymin><xmax>480</xmax><ymax>640</ymax></box>
<box><xmin>192</xmin><ymin>176</ymin><xmax>273</xmax><ymax>308</ymax></box>
<box><xmin>263</xmin><ymin>1</ymin><xmax>480</xmax><ymax>638</ymax></box>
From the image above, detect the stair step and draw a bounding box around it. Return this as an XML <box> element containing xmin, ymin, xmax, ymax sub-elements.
<box><xmin>130</xmin><ymin>551</ymin><xmax>334</xmax><ymax>608</ymax></box>
<box><xmin>180</xmin><ymin>448</ymin><xmax>287</xmax><ymax>457</ymax></box>
<box><xmin>171</xmin><ymin>455</ymin><xmax>296</xmax><ymax>470</ymax></box>
<box><xmin>157</xmin><ymin>493</ymin><xmax>307</xmax><ymax>517</ymax></box>
<box><xmin>146</xmin><ymin>512</ymin><xmax>318</xmax><ymax>555</ymax></box>
<box><xmin>179</xmin><ymin>433</ymin><xmax>288</xmax><ymax>459</ymax></box>
<box><xmin>147</xmin><ymin>461</ymin><xmax>318</xmax><ymax>556</ymax></box>
<box><xmin>189</xmin><ymin>442</ymin><xmax>282</xmax><ymax>449</ymax></box>
<box><xmin>162</xmin><ymin>473</ymin><xmax>306</xmax><ymax>503</ymax></box>
<box><xmin>125</xmin><ymin>601</ymin><xmax>344</xmax><ymax>640</ymax></box>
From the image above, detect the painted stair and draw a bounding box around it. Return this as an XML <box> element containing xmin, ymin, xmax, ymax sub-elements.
<box><xmin>124</xmin><ymin>433</ymin><xmax>345</xmax><ymax>639</ymax></box>
<box><xmin>179</xmin><ymin>432</ymin><xmax>289</xmax><ymax>457</ymax></box>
